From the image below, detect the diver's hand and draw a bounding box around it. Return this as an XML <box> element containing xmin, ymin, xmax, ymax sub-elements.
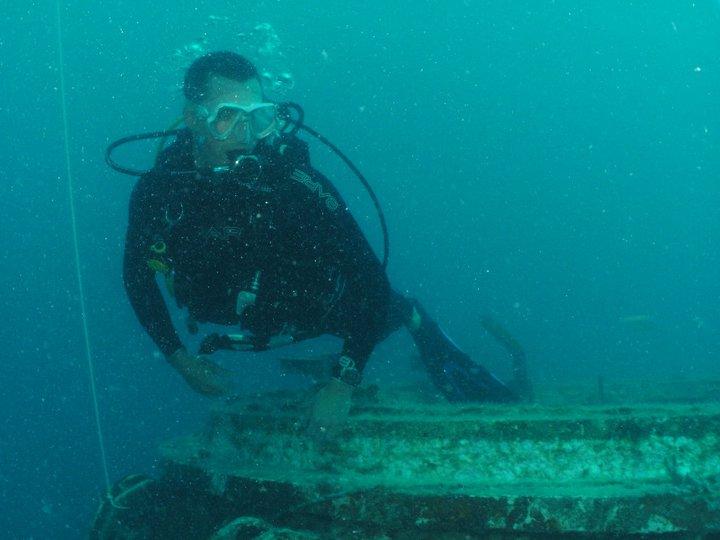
<box><xmin>166</xmin><ymin>348</ymin><xmax>233</xmax><ymax>397</ymax></box>
<box><xmin>307</xmin><ymin>377</ymin><xmax>354</xmax><ymax>439</ymax></box>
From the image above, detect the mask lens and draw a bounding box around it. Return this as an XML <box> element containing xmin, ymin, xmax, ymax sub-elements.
<box><xmin>209</xmin><ymin>106</ymin><xmax>244</xmax><ymax>139</ymax></box>
<box><xmin>249</xmin><ymin>105</ymin><xmax>276</xmax><ymax>137</ymax></box>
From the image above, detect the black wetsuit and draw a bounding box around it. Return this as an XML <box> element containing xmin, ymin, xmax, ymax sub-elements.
<box><xmin>123</xmin><ymin>130</ymin><xmax>409</xmax><ymax>378</ymax></box>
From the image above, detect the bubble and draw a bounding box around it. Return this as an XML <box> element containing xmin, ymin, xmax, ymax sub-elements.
<box><xmin>276</xmin><ymin>71</ymin><xmax>295</xmax><ymax>90</ymax></box>
<box><xmin>259</xmin><ymin>70</ymin><xmax>295</xmax><ymax>95</ymax></box>
<box><xmin>252</xmin><ymin>23</ymin><xmax>282</xmax><ymax>58</ymax></box>
<box><xmin>173</xmin><ymin>37</ymin><xmax>208</xmax><ymax>66</ymax></box>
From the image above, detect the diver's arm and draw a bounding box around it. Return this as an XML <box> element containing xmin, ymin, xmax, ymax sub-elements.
<box><xmin>124</xmin><ymin>236</ymin><xmax>231</xmax><ymax>396</ymax></box>
<box><xmin>305</xmin><ymin>168</ymin><xmax>392</xmax><ymax>382</ymax></box>
<box><xmin>122</xmin><ymin>178</ymin><xmax>183</xmax><ymax>357</ymax></box>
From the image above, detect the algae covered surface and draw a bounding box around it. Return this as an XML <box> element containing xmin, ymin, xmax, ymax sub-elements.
<box><xmin>93</xmin><ymin>383</ymin><xmax>720</xmax><ymax>538</ymax></box>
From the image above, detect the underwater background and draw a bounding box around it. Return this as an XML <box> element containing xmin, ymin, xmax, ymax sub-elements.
<box><xmin>1</xmin><ymin>0</ymin><xmax>719</xmax><ymax>537</ymax></box>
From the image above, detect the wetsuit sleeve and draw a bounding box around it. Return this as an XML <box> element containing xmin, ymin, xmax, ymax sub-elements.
<box><xmin>123</xmin><ymin>175</ymin><xmax>183</xmax><ymax>356</ymax></box>
<box><xmin>299</xmin><ymin>165</ymin><xmax>392</xmax><ymax>373</ymax></box>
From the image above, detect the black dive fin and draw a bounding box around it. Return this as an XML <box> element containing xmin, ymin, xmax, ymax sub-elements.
<box><xmin>410</xmin><ymin>304</ymin><xmax>518</xmax><ymax>403</ymax></box>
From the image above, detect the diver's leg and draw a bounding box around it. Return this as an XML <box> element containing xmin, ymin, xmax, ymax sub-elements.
<box><xmin>404</xmin><ymin>299</ymin><xmax>519</xmax><ymax>403</ymax></box>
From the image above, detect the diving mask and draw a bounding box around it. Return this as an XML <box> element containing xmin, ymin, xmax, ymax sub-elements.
<box><xmin>196</xmin><ymin>101</ymin><xmax>278</xmax><ymax>142</ymax></box>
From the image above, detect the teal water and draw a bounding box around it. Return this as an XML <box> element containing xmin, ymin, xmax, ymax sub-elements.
<box><xmin>1</xmin><ymin>1</ymin><xmax>719</xmax><ymax>536</ymax></box>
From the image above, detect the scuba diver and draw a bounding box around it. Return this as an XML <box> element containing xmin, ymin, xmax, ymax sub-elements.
<box><xmin>119</xmin><ymin>51</ymin><xmax>524</xmax><ymax>428</ymax></box>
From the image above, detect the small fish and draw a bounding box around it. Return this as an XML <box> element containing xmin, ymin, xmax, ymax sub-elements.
<box><xmin>618</xmin><ymin>314</ymin><xmax>657</xmax><ymax>331</ymax></box>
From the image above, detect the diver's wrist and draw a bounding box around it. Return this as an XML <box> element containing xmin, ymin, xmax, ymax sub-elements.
<box><xmin>336</xmin><ymin>355</ymin><xmax>362</xmax><ymax>387</ymax></box>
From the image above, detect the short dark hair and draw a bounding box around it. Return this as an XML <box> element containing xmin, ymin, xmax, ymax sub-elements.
<box><xmin>183</xmin><ymin>51</ymin><xmax>259</xmax><ymax>103</ymax></box>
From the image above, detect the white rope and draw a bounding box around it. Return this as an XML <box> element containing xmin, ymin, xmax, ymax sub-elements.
<box><xmin>54</xmin><ymin>0</ymin><xmax>113</xmax><ymax>497</ymax></box>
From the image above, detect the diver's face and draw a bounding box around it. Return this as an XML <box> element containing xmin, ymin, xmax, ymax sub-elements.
<box><xmin>185</xmin><ymin>75</ymin><xmax>265</xmax><ymax>167</ymax></box>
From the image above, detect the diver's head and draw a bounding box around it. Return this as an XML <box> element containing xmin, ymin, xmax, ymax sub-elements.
<box><xmin>183</xmin><ymin>51</ymin><xmax>278</xmax><ymax>168</ymax></box>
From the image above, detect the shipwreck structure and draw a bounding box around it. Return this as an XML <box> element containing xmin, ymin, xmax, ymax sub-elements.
<box><xmin>91</xmin><ymin>380</ymin><xmax>720</xmax><ymax>538</ymax></box>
